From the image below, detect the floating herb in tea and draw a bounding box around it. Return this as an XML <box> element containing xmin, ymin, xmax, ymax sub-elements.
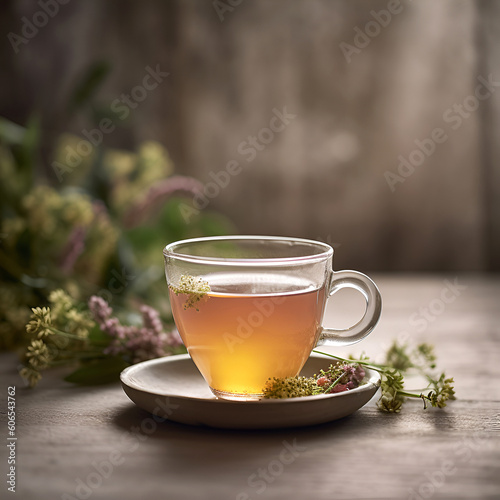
<box><xmin>169</xmin><ymin>275</ymin><xmax>211</xmax><ymax>310</ymax></box>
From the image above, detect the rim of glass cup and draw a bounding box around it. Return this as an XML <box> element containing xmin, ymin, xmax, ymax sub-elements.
<box><xmin>163</xmin><ymin>235</ymin><xmax>333</xmax><ymax>267</ymax></box>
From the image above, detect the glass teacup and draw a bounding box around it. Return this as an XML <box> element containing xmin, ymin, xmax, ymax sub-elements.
<box><xmin>164</xmin><ymin>236</ymin><xmax>381</xmax><ymax>401</ymax></box>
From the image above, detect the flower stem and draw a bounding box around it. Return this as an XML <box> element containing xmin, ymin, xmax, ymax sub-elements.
<box><xmin>49</xmin><ymin>327</ymin><xmax>88</xmax><ymax>341</ymax></box>
<box><xmin>56</xmin><ymin>351</ymin><xmax>106</xmax><ymax>358</ymax></box>
<box><xmin>397</xmin><ymin>390</ymin><xmax>427</xmax><ymax>399</ymax></box>
<box><xmin>312</xmin><ymin>350</ymin><xmax>389</xmax><ymax>372</ymax></box>
<box><xmin>324</xmin><ymin>371</ymin><xmax>347</xmax><ymax>393</ymax></box>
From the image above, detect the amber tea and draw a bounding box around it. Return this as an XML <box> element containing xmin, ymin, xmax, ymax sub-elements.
<box><xmin>169</xmin><ymin>274</ymin><xmax>326</xmax><ymax>399</ymax></box>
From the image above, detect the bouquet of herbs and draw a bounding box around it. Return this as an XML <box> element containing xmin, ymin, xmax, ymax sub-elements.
<box><xmin>0</xmin><ymin>62</ymin><xmax>233</xmax><ymax>351</ymax></box>
<box><xmin>20</xmin><ymin>289</ymin><xmax>185</xmax><ymax>387</ymax></box>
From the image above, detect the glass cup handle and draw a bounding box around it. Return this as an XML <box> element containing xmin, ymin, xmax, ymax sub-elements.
<box><xmin>316</xmin><ymin>270</ymin><xmax>382</xmax><ymax>347</ymax></box>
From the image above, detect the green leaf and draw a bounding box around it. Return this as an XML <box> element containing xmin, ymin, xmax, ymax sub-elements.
<box><xmin>0</xmin><ymin>116</ymin><xmax>26</xmax><ymax>145</ymax></box>
<box><xmin>87</xmin><ymin>325</ymin><xmax>111</xmax><ymax>347</ymax></box>
<box><xmin>0</xmin><ymin>114</ymin><xmax>39</xmax><ymax>192</ymax></box>
<box><xmin>64</xmin><ymin>356</ymin><xmax>129</xmax><ymax>385</ymax></box>
<box><xmin>19</xmin><ymin>113</ymin><xmax>40</xmax><ymax>172</ymax></box>
<box><xmin>69</xmin><ymin>61</ymin><xmax>111</xmax><ymax>112</ymax></box>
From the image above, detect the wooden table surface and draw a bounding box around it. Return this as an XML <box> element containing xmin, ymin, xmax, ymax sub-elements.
<box><xmin>1</xmin><ymin>274</ymin><xmax>499</xmax><ymax>500</ymax></box>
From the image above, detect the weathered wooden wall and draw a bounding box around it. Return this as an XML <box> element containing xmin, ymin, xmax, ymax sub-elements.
<box><xmin>1</xmin><ymin>0</ymin><xmax>499</xmax><ymax>272</ymax></box>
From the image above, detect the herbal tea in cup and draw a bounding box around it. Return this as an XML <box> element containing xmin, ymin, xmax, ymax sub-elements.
<box><xmin>164</xmin><ymin>236</ymin><xmax>381</xmax><ymax>401</ymax></box>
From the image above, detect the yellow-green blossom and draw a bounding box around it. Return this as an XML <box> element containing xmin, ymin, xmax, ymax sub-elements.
<box><xmin>378</xmin><ymin>386</ymin><xmax>405</xmax><ymax>413</ymax></box>
<box><xmin>48</xmin><ymin>289</ymin><xmax>74</xmax><ymax>321</ymax></box>
<box><xmin>26</xmin><ymin>339</ymin><xmax>51</xmax><ymax>369</ymax></box>
<box><xmin>47</xmin><ymin>289</ymin><xmax>94</xmax><ymax>338</ymax></box>
<box><xmin>26</xmin><ymin>307</ymin><xmax>52</xmax><ymax>338</ymax></box>
<box><xmin>138</xmin><ymin>141</ymin><xmax>173</xmax><ymax>180</ymax></box>
<box><xmin>65</xmin><ymin>308</ymin><xmax>93</xmax><ymax>338</ymax></box>
<box><xmin>19</xmin><ymin>366</ymin><xmax>42</xmax><ymax>388</ymax></box>
<box><xmin>169</xmin><ymin>275</ymin><xmax>211</xmax><ymax>310</ymax></box>
<box><xmin>427</xmin><ymin>374</ymin><xmax>456</xmax><ymax>408</ymax></box>
<box><xmin>263</xmin><ymin>376</ymin><xmax>317</xmax><ymax>399</ymax></box>
<box><xmin>103</xmin><ymin>149</ymin><xmax>137</xmax><ymax>179</ymax></box>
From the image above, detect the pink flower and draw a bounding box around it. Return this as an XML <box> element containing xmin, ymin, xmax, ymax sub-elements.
<box><xmin>353</xmin><ymin>366</ymin><xmax>366</xmax><ymax>382</ymax></box>
<box><xmin>123</xmin><ymin>176</ymin><xmax>204</xmax><ymax>228</ymax></box>
<box><xmin>343</xmin><ymin>365</ymin><xmax>356</xmax><ymax>376</ymax></box>
<box><xmin>59</xmin><ymin>226</ymin><xmax>86</xmax><ymax>273</ymax></box>
<box><xmin>88</xmin><ymin>296</ymin><xmax>112</xmax><ymax>327</ymax></box>
<box><xmin>140</xmin><ymin>305</ymin><xmax>163</xmax><ymax>336</ymax></box>
<box><xmin>330</xmin><ymin>384</ymin><xmax>349</xmax><ymax>393</ymax></box>
<box><xmin>89</xmin><ymin>295</ymin><xmax>184</xmax><ymax>363</ymax></box>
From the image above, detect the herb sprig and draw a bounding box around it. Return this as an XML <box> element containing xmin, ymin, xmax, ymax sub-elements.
<box><xmin>263</xmin><ymin>361</ymin><xmax>366</xmax><ymax>399</ymax></box>
<box><xmin>19</xmin><ymin>289</ymin><xmax>184</xmax><ymax>387</ymax></box>
<box><xmin>168</xmin><ymin>275</ymin><xmax>210</xmax><ymax>310</ymax></box>
<box><xmin>262</xmin><ymin>340</ymin><xmax>456</xmax><ymax>413</ymax></box>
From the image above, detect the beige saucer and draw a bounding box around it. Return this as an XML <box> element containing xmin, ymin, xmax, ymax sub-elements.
<box><xmin>120</xmin><ymin>353</ymin><xmax>381</xmax><ymax>429</ymax></box>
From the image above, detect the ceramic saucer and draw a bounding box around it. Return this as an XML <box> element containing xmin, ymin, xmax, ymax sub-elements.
<box><xmin>120</xmin><ymin>353</ymin><xmax>381</xmax><ymax>429</ymax></box>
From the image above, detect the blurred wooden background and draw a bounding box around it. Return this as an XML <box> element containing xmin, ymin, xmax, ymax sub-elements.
<box><xmin>1</xmin><ymin>0</ymin><xmax>499</xmax><ymax>272</ymax></box>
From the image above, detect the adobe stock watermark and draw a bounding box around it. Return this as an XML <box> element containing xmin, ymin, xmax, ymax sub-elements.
<box><xmin>95</xmin><ymin>266</ymin><xmax>136</xmax><ymax>305</ymax></box>
<box><xmin>52</xmin><ymin>64</ymin><xmax>169</xmax><ymax>182</ymax></box>
<box><xmin>379</xmin><ymin>277</ymin><xmax>467</xmax><ymax>354</ymax></box>
<box><xmin>407</xmin><ymin>429</ymin><xmax>495</xmax><ymax>500</ymax></box>
<box><xmin>236</xmin><ymin>439</ymin><xmax>306</xmax><ymax>500</ymax></box>
<box><xmin>213</xmin><ymin>0</ymin><xmax>244</xmax><ymax>22</ymax></box>
<box><xmin>339</xmin><ymin>0</ymin><xmax>406</xmax><ymax>63</ymax></box>
<box><xmin>61</xmin><ymin>396</ymin><xmax>179</xmax><ymax>500</ymax></box>
<box><xmin>179</xmin><ymin>106</ymin><xmax>296</xmax><ymax>223</ymax></box>
<box><xmin>7</xmin><ymin>0</ymin><xmax>71</xmax><ymax>54</ymax></box>
<box><xmin>385</xmin><ymin>74</ymin><xmax>500</xmax><ymax>192</ymax></box>
<box><xmin>222</xmin><ymin>295</ymin><xmax>286</xmax><ymax>353</ymax></box>
<box><xmin>407</xmin><ymin>278</ymin><xmax>467</xmax><ymax>333</ymax></box>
